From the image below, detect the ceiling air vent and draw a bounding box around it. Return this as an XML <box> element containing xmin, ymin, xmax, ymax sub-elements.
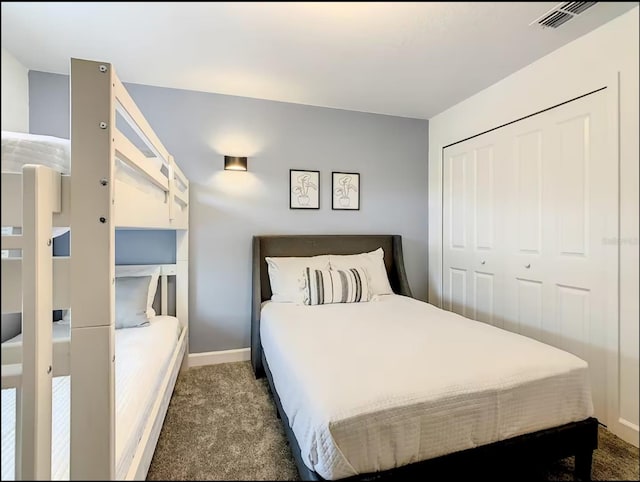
<box><xmin>561</xmin><ymin>1</ymin><xmax>598</xmax><ymax>15</ymax></box>
<box><xmin>531</xmin><ymin>2</ymin><xmax>598</xmax><ymax>29</ymax></box>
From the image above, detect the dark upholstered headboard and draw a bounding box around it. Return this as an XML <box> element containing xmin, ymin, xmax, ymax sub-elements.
<box><xmin>251</xmin><ymin>235</ymin><xmax>412</xmax><ymax>377</ymax></box>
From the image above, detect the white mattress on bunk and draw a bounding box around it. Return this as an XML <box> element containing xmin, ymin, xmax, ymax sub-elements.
<box><xmin>1</xmin><ymin>316</ymin><xmax>181</xmax><ymax>480</ymax></box>
<box><xmin>1</xmin><ymin>131</ymin><xmax>70</xmax><ymax>174</ymax></box>
<box><xmin>260</xmin><ymin>295</ymin><xmax>594</xmax><ymax>480</ymax></box>
<box><xmin>2</xmin><ymin>320</ymin><xmax>71</xmax><ymax>346</ymax></box>
<box><xmin>1</xmin><ymin>130</ymin><xmax>166</xmax><ymax>208</ymax></box>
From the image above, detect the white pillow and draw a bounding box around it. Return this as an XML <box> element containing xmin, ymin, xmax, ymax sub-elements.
<box><xmin>265</xmin><ymin>255</ymin><xmax>330</xmax><ymax>303</ymax></box>
<box><xmin>115</xmin><ymin>276</ymin><xmax>156</xmax><ymax>329</ymax></box>
<box><xmin>303</xmin><ymin>267</ymin><xmax>371</xmax><ymax>305</ymax></box>
<box><xmin>58</xmin><ymin>268</ymin><xmax>159</xmax><ymax>328</ymax></box>
<box><xmin>329</xmin><ymin>248</ymin><xmax>393</xmax><ymax>296</ymax></box>
<box><xmin>58</xmin><ymin>269</ymin><xmax>160</xmax><ymax>329</ymax></box>
<box><xmin>116</xmin><ymin>266</ymin><xmax>160</xmax><ymax>318</ymax></box>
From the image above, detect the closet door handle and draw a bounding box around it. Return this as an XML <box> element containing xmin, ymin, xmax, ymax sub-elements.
<box><xmin>480</xmin><ymin>260</ymin><xmax>486</xmax><ymax>265</ymax></box>
<box><xmin>525</xmin><ymin>264</ymin><xmax>531</xmax><ymax>269</ymax></box>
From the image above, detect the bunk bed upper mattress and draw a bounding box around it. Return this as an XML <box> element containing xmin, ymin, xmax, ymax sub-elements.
<box><xmin>1</xmin><ymin>130</ymin><xmax>167</xmax><ymax>225</ymax></box>
<box><xmin>1</xmin><ymin>315</ymin><xmax>181</xmax><ymax>480</ymax></box>
<box><xmin>260</xmin><ymin>295</ymin><xmax>594</xmax><ymax>480</ymax></box>
<box><xmin>1</xmin><ymin>131</ymin><xmax>70</xmax><ymax>173</ymax></box>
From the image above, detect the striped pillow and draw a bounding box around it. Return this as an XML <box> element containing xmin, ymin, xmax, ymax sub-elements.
<box><xmin>303</xmin><ymin>267</ymin><xmax>370</xmax><ymax>305</ymax></box>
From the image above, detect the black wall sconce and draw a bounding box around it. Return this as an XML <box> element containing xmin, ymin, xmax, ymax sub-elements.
<box><xmin>224</xmin><ymin>156</ymin><xmax>248</xmax><ymax>171</ymax></box>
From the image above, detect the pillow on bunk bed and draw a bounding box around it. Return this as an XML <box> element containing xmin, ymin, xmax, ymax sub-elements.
<box><xmin>115</xmin><ymin>274</ymin><xmax>159</xmax><ymax>329</ymax></box>
<box><xmin>113</xmin><ymin>266</ymin><xmax>160</xmax><ymax>328</ymax></box>
<box><xmin>55</xmin><ymin>266</ymin><xmax>159</xmax><ymax>329</ymax></box>
<box><xmin>57</xmin><ymin>268</ymin><xmax>161</xmax><ymax>329</ymax></box>
<box><xmin>115</xmin><ymin>265</ymin><xmax>160</xmax><ymax>317</ymax></box>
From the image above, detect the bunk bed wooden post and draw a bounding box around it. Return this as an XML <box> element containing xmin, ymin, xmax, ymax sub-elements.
<box><xmin>161</xmin><ymin>275</ymin><xmax>169</xmax><ymax>316</ymax></box>
<box><xmin>69</xmin><ymin>58</ymin><xmax>116</xmax><ymax>480</ymax></box>
<box><xmin>168</xmin><ymin>155</ymin><xmax>175</xmax><ymax>222</ymax></box>
<box><xmin>20</xmin><ymin>165</ymin><xmax>60</xmax><ymax>480</ymax></box>
<box><xmin>177</xmin><ymin>229</ymin><xmax>189</xmax><ymax>372</ymax></box>
<box><xmin>15</xmin><ymin>386</ymin><xmax>23</xmax><ymax>479</ymax></box>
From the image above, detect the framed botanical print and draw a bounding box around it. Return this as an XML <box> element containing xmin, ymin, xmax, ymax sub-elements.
<box><xmin>332</xmin><ymin>172</ymin><xmax>359</xmax><ymax>210</ymax></box>
<box><xmin>290</xmin><ymin>169</ymin><xmax>320</xmax><ymax>209</ymax></box>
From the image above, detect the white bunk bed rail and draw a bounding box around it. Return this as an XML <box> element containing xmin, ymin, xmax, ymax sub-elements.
<box><xmin>112</xmin><ymin>74</ymin><xmax>189</xmax><ymax>229</ymax></box>
<box><xmin>1</xmin><ymin>58</ymin><xmax>190</xmax><ymax>480</ymax></box>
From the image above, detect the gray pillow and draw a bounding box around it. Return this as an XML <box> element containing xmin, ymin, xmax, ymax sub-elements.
<box><xmin>115</xmin><ymin>276</ymin><xmax>153</xmax><ymax>329</ymax></box>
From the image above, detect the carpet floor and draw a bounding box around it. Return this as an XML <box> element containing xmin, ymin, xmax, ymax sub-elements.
<box><xmin>147</xmin><ymin>362</ymin><xmax>639</xmax><ymax>481</ymax></box>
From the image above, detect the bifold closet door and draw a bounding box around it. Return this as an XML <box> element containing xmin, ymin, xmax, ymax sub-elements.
<box><xmin>501</xmin><ymin>91</ymin><xmax>612</xmax><ymax>420</ymax></box>
<box><xmin>442</xmin><ymin>131</ymin><xmax>508</xmax><ymax>329</ymax></box>
<box><xmin>443</xmin><ymin>89</ymin><xmax>615</xmax><ymax>425</ymax></box>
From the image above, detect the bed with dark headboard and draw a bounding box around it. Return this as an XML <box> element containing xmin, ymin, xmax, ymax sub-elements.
<box><xmin>252</xmin><ymin>234</ymin><xmax>411</xmax><ymax>376</ymax></box>
<box><xmin>251</xmin><ymin>234</ymin><xmax>597</xmax><ymax>481</ymax></box>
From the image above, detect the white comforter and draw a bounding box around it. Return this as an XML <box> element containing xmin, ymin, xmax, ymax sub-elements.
<box><xmin>260</xmin><ymin>295</ymin><xmax>593</xmax><ymax>480</ymax></box>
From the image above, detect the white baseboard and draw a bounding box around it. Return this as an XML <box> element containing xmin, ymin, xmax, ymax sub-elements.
<box><xmin>188</xmin><ymin>347</ymin><xmax>250</xmax><ymax>367</ymax></box>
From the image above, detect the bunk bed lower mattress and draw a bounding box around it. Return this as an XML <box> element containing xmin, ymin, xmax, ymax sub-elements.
<box><xmin>1</xmin><ymin>315</ymin><xmax>181</xmax><ymax>480</ymax></box>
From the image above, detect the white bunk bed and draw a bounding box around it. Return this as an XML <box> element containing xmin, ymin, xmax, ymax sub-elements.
<box><xmin>2</xmin><ymin>268</ymin><xmax>182</xmax><ymax>480</ymax></box>
<box><xmin>0</xmin><ymin>58</ymin><xmax>190</xmax><ymax>480</ymax></box>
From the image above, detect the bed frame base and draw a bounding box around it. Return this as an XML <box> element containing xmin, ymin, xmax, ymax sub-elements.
<box><xmin>262</xmin><ymin>352</ymin><xmax>597</xmax><ymax>481</ymax></box>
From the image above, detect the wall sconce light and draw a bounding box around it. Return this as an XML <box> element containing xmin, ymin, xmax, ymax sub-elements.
<box><xmin>224</xmin><ymin>156</ymin><xmax>248</xmax><ymax>171</ymax></box>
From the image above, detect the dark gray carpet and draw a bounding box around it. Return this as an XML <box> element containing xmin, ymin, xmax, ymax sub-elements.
<box><xmin>147</xmin><ymin>362</ymin><xmax>639</xmax><ymax>481</ymax></box>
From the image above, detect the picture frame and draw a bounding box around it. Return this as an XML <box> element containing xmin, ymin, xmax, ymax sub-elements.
<box><xmin>332</xmin><ymin>172</ymin><xmax>360</xmax><ymax>210</ymax></box>
<box><xmin>290</xmin><ymin>169</ymin><xmax>320</xmax><ymax>209</ymax></box>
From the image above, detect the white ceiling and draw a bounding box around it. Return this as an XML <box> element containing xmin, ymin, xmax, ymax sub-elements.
<box><xmin>1</xmin><ymin>2</ymin><xmax>637</xmax><ymax>119</ymax></box>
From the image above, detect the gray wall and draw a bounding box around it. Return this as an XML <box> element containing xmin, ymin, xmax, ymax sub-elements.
<box><xmin>52</xmin><ymin>230</ymin><xmax>176</xmax><ymax>265</ymax></box>
<box><xmin>29</xmin><ymin>71</ymin><xmax>429</xmax><ymax>353</ymax></box>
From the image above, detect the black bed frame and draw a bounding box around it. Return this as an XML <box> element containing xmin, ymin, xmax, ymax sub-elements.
<box><xmin>251</xmin><ymin>235</ymin><xmax>598</xmax><ymax>481</ymax></box>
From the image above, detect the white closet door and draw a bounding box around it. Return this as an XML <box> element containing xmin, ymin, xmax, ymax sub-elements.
<box><xmin>502</xmin><ymin>91</ymin><xmax>612</xmax><ymax>422</ymax></box>
<box><xmin>442</xmin><ymin>133</ymin><xmax>507</xmax><ymax>329</ymax></box>
<box><xmin>443</xmin><ymin>90</ymin><xmax>616</xmax><ymax>427</ymax></box>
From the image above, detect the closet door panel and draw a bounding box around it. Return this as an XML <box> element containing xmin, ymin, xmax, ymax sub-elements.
<box><xmin>556</xmin><ymin>114</ymin><xmax>590</xmax><ymax>257</ymax></box>
<box><xmin>516</xmin><ymin>278</ymin><xmax>543</xmax><ymax>341</ymax></box>
<box><xmin>443</xmin><ymin>148</ymin><xmax>471</xmax><ymax>317</ymax></box>
<box><xmin>449</xmin><ymin>153</ymin><xmax>467</xmax><ymax>249</ymax></box>
<box><xmin>472</xmin><ymin>144</ymin><xmax>501</xmax><ymax>327</ymax></box>
<box><xmin>503</xmin><ymin>114</ymin><xmax>548</xmax><ymax>338</ymax></box>
<box><xmin>515</xmin><ymin>130</ymin><xmax>543</xmax><ymax>255</ymax></box>
<box><xmin>474</xmin><ymin>145</ymin><xmax>494</xmax><ymax>251</ymax></box>
<box><xmin>449</xmin><ymin>268</ymin><xmax>467</xmax><ymax>316</ymax></box>
<box><xmin>555</xmin><ymin>284</ymin><xmax>591</xmax><ymax>362</ymax></box>
<box><xmin>443</xmin><ymin>136</ymin><xmax>504</xmax><ymax>328</ymax></box>
<box><xmin>474</xmin><ymin>272</ymin><xmax>494</xmax><ymax>325</ymax></box>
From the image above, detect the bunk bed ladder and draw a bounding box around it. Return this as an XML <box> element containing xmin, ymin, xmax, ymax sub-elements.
<box><xmin>0</xmin><ymin>165</ymin><xmax>61</xmax><ymax>480</ymax></box>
